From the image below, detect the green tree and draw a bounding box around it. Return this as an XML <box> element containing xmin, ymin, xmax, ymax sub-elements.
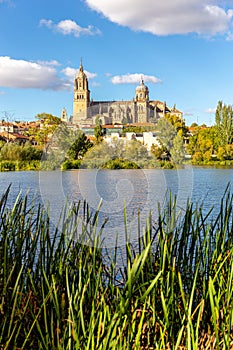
<box><xmin>32</xmin><ymin>113</ymin><xmax>62</xmax><ymax>145</ymax></box>
<box><xmin>187</xmin><ymin>126</ymin><xmax>218</xmax><ymax>158</ymax></box>
<box><xmin>0</xmin><ymin>142</ymin><xmax>42</xmax><ymax>161</ymax></box>
<box><xmin>94</xmin><ymin>116</ymin><xmax>104</xmax><ymax>143</ymax></box>
<box><xmin>68</xmin><ymin>131</ymin><xmax>93</xmax><ymax>160</ymax></box>
<box><xmin>165</xmin><ymin>113</ymin><xmax>188</xmax><ymax>137</ymax></box>
<box><xmin>122</xmin><ymin>125</ymin><xmax>155</xmax><ymax>133</ymax></box>
<box><xmin>170</xmin><ymin>134</ymin><xmax>186</xmax><ymax>164</ymax></box>
<box><xmin>125</xmin><ymin>139</ymin><xmax>148</xmax><ymax>161</ymax></box>
<box><xmin>157</xmin><ymin>117</ymin><xmax>177</xmax><ymax>155</ymax></box>
<box><xmin>35</xmin><ymin>113</ymin><xmax>62</xmax><ymax>126</ymax></box>
<box><xmin>190</xmin><ymin>122</ymin><xmax>198</xmax><ymax>128</ymax></box>
<box><xmin>224</xmin><ymin>144</ymin><xmax>233</xmax><ymax>160</ymax></box>
<box><xmin>215</xmin><ymin>101</ymin><xmax>233</xmax><ymax>146</ymax></box>
<box><xmin>110</xmin><ymin>138</ymin><xmax>126</xmax><ymax>159</ymax></box>
<box><xmin>0</xmin><ymin>139</ymin><xmax>6</xmax><ymax>149</ymax></box>
<box><xmin>217</xmin><ymin>146</ymin><xmax>225</xmax><ymax>161</ymax></box>
<box><xmin>151</xmin><ymin>143</ymin><xmax>168</xmax><ymax>160</ymax></box>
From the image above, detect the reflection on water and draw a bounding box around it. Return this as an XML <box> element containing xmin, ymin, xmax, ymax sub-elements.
<box><xmin>0</xmin><ymin>167</ymin><xmax>233</xmax><ymax>247</ymax></box>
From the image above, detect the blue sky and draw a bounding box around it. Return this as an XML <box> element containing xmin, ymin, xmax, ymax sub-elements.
<box><xmin>1</xmin><ymin>0</ymin><xmax>233</xmax><ymax>125</ymax></box>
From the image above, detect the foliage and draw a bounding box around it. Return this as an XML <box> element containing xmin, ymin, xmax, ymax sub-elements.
<box><xmin>81</xmin><ymin>138</ymin><xmax>150</xmax><ymax>168</ymax></box>
<box><xmin>0</xmin><ymin>140</ymin><xmax>6</xmax><ymax>149</ymax></box>
<box><xmin>190</xmin><ymin>122</ymin><xmax>199</xmax><ymax>128</ymax></box>
<box><xmin>150</xmin><ymin>143</ymin><xmax>168</xmax><ymax>161</ymax></box>
<box><xmin>125</xmin><ymin>139</ymin><xmax>148</xmax><ymax>161</ymax></box>
<box><xmin>157</xmin><ymin>117</ymin><xmax>177</xmax><ymax>152</ymax></box>
<box><xmin>160</xmin><ymin>160</ymin><xmax>175</xmax><ymax>169</ymax></box>
<box><xmin>215</xmin><ymin>100</ymin><xmax>233</xmax><ymax>146</ymax></box>
<box><xmin>61</xmin><ymin>159</ymin><xmax>81</xmax><ymax>170</ymax></box>
<box><xmin>102</xmin><ymin>158</ymin><xmax>140</xmax><ymax>169</ymax></box>
<box><xmin>67</xmin><ymin>130</ymin><xmax>93</xmax><ymax>160</ymax></box>
<box><xmin>35</xmin><ymin>112</ymin><xmax>62</xmax><ymax>125</ymax></box>
<box><xmin>1</xmin><ymin>187</ymin><xmax>233</xmax><ymax>348</ymax></box>
<box><xmin>187</xmin><ymin>127</ymin><xmax>218</xmax><ymax>154</ymax></box>
<box><xmin>28</xmin><ymin>113</ymin><xmax>62</xmax><ymax>145</ymax></box>
<box><xmin>122</xmin><ymin>125</ymin><xmax>155</xmax><ymax>133</ymax></box>
<box><xmin>0</xmin><ymin>142</ymin><xmax>43</xmax><ymax>161</ymax></box>
<box><xmin>0</xmin><ymin>160</ymin><xmax>41</xmax><ymax>171</ymax></box>
<box><xmin>94</xmin><ymin>116</ymin><xmax>104</xmax><ymax>143</ymax></box>
<box><xmin>155</xmin><ymin>114</ymin><xmax>188</xmax><ymax>165</ymax></box>
<box><xmin>164</xmin><ymin>113</ymin><xmax>188</xmax><ymax>137</ymax></box>
<box><xmin>170</xmin><ymin>134</ymin><xmax>186</xmax><ymax>164</ymax></box>
<box><xmin>187</xmin><ymin>115</ymin><xmax>233</xmax><ymax>164</ymax></box>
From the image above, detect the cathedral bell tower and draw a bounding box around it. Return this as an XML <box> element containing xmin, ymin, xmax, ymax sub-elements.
<box><xmin>73</xmin><ymin>60</ymin><xmax>90</xmax><ymax>123</ymax></box>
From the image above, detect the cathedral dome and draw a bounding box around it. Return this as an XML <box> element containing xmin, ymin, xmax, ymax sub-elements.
<box><xmin>136</xmin><ymin>78</ymin><xmax>148</xmax><ymax>92</ymax></box>
<box><xmin>135</xmin><ymin>77</ymin><xmax>149</xmax><ymax>101</ymax></box>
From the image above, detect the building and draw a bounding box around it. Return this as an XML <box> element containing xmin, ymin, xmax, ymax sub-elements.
<box><xmin>72</xmin><ymin>60</ymin><xmax>182</xmax><ymax>127</ymax></box>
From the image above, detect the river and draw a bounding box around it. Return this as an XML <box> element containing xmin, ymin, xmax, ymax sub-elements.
<box><xmin>0</xmin><ymin>166</ymin><xmax>233</xmax><ymax>247</ymax></box>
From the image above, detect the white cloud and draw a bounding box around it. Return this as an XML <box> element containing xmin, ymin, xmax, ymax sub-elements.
<box><xmin>62</xmin><ymin>67</ymin><xmax>77</xmax><ymax>80</ymax></box>
<box><xmin>39</xmin><ymin>19</ymin><xmax>101</xmax><ymax>37</ymax></box>
<box><xmin>0</xmin><ymin>57</ymin><xmax>69</xmax><ymax>90</ymax></box>
<box><xmin>62</xmin><ymin>67</ymin><xmax>97</xmax><ymax>80</ymax></box>
<box><xmin>37</xmin><ymin>60</ymin><xmax>61</xmax><ymax>67</ymax></box>
<box><xmin>85</xmin><ymin>71</ymin><xmax>97</xmax><ymax>79</ymax></box>
<box><xmin>111</xmin><ymin>73</ymin><xmax>161</xmax><ymax>84</ymax></box>
<box><xmin>85</xmin><ymin>0</ymin><xmax>233</xmax><ymax>37</ymax></box>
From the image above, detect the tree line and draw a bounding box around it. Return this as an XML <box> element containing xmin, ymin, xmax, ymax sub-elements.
<box><xmin>187</xmin><ymin>101</ymin><xmax>233</xmax><ymax>164</ymax></box>
<box><xmin>1</xmin><ymin>101</ymin><xmax>233</xmax><ymax>170</ymax></box>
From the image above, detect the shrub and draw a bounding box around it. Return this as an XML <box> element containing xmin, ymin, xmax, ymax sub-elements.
<box><xmin>103</xmin><ymin>158</ymin><xmax>140</xmax><ymax>169</ymax></box>
<box><xmin>61</xmin><ymin>159</ymin><xmax>81</xmax><ymax>170</ymax></box>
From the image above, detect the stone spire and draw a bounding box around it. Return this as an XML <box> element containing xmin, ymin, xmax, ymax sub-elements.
<box><xmin>80</xmin><ymin>58</ymin><xmax>83</xmax><ymax>72</ymax></box>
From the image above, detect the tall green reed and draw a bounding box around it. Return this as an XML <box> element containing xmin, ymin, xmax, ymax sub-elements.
<box><xmin>0</xmin><ymin>186</ymin><xmax>233</xmax><ymax>349</ymax></box>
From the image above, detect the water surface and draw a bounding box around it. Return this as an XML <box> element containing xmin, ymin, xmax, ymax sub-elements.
<box><xmin>1</xmin><ymin>167</ymin><xmax>233</xmax><ymax>246</ymax></box>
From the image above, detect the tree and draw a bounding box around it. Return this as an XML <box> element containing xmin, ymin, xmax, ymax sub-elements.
<box><xmin>190</xmin><ymin>122</ymin><xmax>198</xmax><ymax>128</ymax></box>
<box><xmin>215</xmin><ymin>101</ymin><xmax>233</xmax><ymax>146</ymax></box>
<box><xmin>187</xmin><ymin>126</ymin><xmax>218</xmax><ymax>158</ymax></box>
<box><xmin>0</xmin><ymin>142</ymin><xmax>42</xmax><ymax>161</ymax></box>
<box><xmin>35</xmin><ymin>113</ymin><xmax>62</xmax><ymax>126</ymax></box>
<box><xmin>125</xmin><ymin>139</ymin><xmax>148</xmax><ymax>161</ymax></box>
<box><xmin>151</xmin><ymin>143</ymin><xmax>167</xmax><ymax>159</ymax></box>
<box><xmin>94</xmin><ymin>116</ymin><xmax>104</xmax><ymax>143</ymax></box>
<box><xmin>164</xmin><ymin>113</ymin><xmax>188</xmax><ymax>137</ymax></box>
<box><xmin>170</xmin><ymin>134</ymin><xmax>186</xmax><ymax>164</ymax></box>
<box><xmin>30</xmin><ymin>113</ymin><xmax>62</xmax><ymax>145</ymax></box>
<box><xmin>68</xmin><ymin>131</ymin><xmax>93</xmax><ymax>160</ymax></box>
<box><xmin>157</xmin><ymin>117</ymin><xmax>177</xmax><ymax>155</ymax></box>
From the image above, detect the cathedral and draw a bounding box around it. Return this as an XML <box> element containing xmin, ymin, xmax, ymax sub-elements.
<box><xmin>72</xmin><ymin>61</ymin><xmax>182</xmax><ymax>126</ymax></box>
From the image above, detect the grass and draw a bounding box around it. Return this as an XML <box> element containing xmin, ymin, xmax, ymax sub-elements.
<box><xmin>0</xmin><ymin>186</ymin><xmax>233</xmax><ymax>349</ymax></box>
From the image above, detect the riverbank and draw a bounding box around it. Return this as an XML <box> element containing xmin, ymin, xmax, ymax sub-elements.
<box><xmin>2</xmin><ymin>158</ymin><xmax>233</xmax><ymax>171</ymax></box>
<box><xmin>1</xmin><ymin>186</ymin><xmax>233</xmax><ymax>349</ymax></box>
<box><xmin>0</xmin><ymin>160</ymin><xmax>41</xmax><ymax>171</ymax></box>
